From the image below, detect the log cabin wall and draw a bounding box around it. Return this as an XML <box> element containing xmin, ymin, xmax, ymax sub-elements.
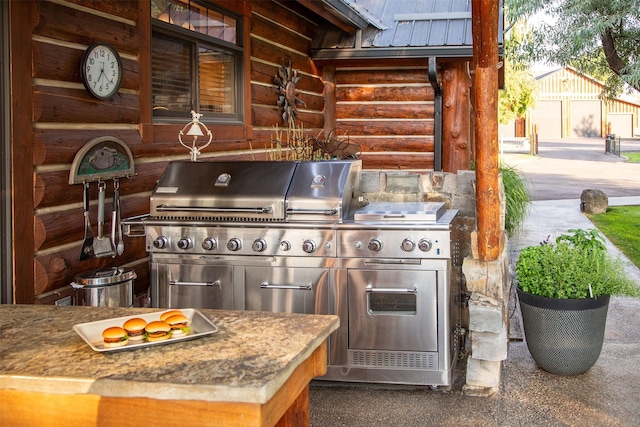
<box><xmin>27</xmin><ymin>0</ymin><xmax>150</xmax><ymax>304</ymax></box>
<box><xmin>334</xmin><ymin>61</ymin><xmax>436</xmax><ymax>170</ymax></box>
<box><xmin>15</xmin><ymin>0</ymin><xmax>329</xmax><ymax>304</ymax></box>
<box><xmin>249</xmin><ymin>1</ymin><xmax>325</xmax><ymax>150</ymax></box>
<box><xmin>11</xmin><ymin>0</ymin><xmax>457</xmax><ymax>304</ymax></box>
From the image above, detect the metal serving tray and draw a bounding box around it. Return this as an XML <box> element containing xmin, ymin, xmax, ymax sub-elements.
<box><xmin>73</xmin><ymin>308</ymin><xmax>218</xmax><ymax>352</ymax></box>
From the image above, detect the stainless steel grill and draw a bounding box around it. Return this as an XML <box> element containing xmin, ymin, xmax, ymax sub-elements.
<box><xmin>124</xmin><ymin>159</ymin><xmax>362</xmax><ymax>313</ymax></box>
<box><xmin>124</xmin><ymin>159</ymin><xmax>461</xmax><ymax>387</ymax></box>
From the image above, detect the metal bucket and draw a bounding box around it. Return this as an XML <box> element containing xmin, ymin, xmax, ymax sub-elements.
<box><xmin>71</xmin><ymin>267</ymin><xmax>136</xmax><ymax>307</ymax></box>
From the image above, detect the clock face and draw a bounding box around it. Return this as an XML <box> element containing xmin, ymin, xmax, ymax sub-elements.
<box><xmin>81</xmin><ymin>43</ymin><xmax>122</xmax><ymax>99</ymax></box>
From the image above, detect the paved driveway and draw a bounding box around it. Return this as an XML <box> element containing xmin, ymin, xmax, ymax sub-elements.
<box><xmin>503</xmin><ymin>138</ymin><xmax>640</xmax><ymax>200</ymax></box>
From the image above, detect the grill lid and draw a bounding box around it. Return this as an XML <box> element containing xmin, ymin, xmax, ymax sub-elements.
<box><xmin>150</xmin><ymin>161</ymin><xmax>297</xmax><ymax>221</ymax></box>
<box><xmin>286</xmin><ymin>160</ymin><xmax>363</xmax><ymax>222</ymax></box>
<box><xmin>149</xmin><ymin>160</ymin><xmax>363</xmax><ymax>222</ymax></box>
<box><xmin>354</xmin><ymin>202</ymin><xmax>446</xmax><ymax>223</ymax></box>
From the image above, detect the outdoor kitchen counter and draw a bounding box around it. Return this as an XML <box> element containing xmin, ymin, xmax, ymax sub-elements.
<box><xmin>0</xmin><ymin>305</ymin><xmax>339</xmax><ymax>427</ymax></box>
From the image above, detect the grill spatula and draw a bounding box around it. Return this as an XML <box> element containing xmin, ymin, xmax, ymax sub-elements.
<box><xmin>79</xmin><ymin>181</ymin><xmax>95</xmax><ymax>260</ymax></box>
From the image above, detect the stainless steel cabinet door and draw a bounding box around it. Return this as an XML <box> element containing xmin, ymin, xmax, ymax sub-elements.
<box><xmin>153</xmin><ymin>262</ymin><xmax>235</xmax><ymax>309</ymax></box>
<box><xmin>347</xmin><ymin>269</ymin><xmax>438</xmax><ymax>352</ymax></box>
<box><xmin>244</xmin><ymin>266</ymin><xmax>329</xmax><ymax>315</ymax></box>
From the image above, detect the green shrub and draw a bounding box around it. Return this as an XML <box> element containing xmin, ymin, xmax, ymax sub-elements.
<box><xmin>500</xmin><ymin>164</ymin><xmax>530</xmax><ymax>237</ymax></box>
<box><xmin>515</xmin><ymin>229</ymin><xmax>639</xmax><ymax>299</ymax></box>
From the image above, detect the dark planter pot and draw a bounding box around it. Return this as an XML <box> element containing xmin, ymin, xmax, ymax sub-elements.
<box><xmin>516</xmin><ymin>287</ymin><xmax>610</xmax><ymax>375</ymax></box>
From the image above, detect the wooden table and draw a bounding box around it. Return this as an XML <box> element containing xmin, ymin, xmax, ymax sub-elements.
<box><xmin>0</xmin><ymin>305</ymin><xmax>339</xmax><ymax>427</ymax></box>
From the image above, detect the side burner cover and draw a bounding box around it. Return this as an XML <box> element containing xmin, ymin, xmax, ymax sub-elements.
<box><xmin>354</xmin><ymin>202</ymin><xmax>446</xmax><ymax>223</ymax></box>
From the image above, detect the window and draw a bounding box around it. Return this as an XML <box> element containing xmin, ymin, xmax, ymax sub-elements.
<box><xmin>151</xmin><ymin>0</ymin><xmax>242</xmax><ymax>122</ymax></box>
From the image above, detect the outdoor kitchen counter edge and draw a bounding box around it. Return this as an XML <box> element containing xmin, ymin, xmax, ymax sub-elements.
<box><xmin>0</xmin><ymin>305</ymin><xmax>339</xmax><ymax>404</ymax></box>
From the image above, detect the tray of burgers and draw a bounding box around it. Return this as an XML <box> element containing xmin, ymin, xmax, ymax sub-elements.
<box><xmin>73</xmin><ymin>309</ymin><xmax>218</xmax><ymax>352</ymax></box>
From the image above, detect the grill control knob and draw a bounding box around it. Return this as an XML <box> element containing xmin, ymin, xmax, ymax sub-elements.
<box><xmin>401</xmin><ymin>238</ymin><xmax>416</xmax><ymax>252</ymax></box>
<box><xmin>177</xmin><ymin>237</ymin><xmax>193</xmax><ymax>250</ymax></box>
<box><xmin>418</xmin><ymin>238</ymin><xmax>433</xmax><ymax>252</ymax></box>
<box><xmin>227</xmin><ymin>238</ymin><xmax>242</xmax><ymax>251</ymax></box>
<box><xmin>252</xmin><ymin>239</ymin><xmax>267</xmax><ymax>252</ymax></box>
<box><xmin>279</xmin><ymin>240</ymin><xmax>292</xmax><ymax>251</ymax></box>
<box><xmin>368</xmin><ymin>237</ymin><xmax>383</xmax><ymax>252</ymax></box>
<box><xmin>302</xmin><ymin>239</ymin><xmax>317</xmax><ymax>253</ymax></box>
<box><xmin>153</xmin><ymin>236</ymin><xmax>168</xmax><ymax>249</ymax></box>
<box><xmin>202</xmin><ymin>237</ymin><xmax>217</xmax><ymax>251</ymax></box>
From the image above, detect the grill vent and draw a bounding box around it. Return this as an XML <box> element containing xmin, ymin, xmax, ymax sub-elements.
<box><xmin>349</xmin><ymin>350</ymin><xmax>437</xmax><ymax>369</ymax></box>
<box><xmin>452</xmin><ymin>240</ymin><xmax>461</xmax><ymax>267</ymax></box>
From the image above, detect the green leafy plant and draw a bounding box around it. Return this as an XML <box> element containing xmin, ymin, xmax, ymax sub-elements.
<box><xmin>515</xmin><ymin>229</ymin><xmax>639</xmax><ymax>299</ymax></box>
<box><xmin>500</xmin><ymin>164</ymin><xmax>531</xmax><ymax>236</ymax></box>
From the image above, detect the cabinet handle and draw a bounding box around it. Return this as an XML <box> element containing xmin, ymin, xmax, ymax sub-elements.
<box><xmin>260</xmin><ymin>282</ymin><xmax>312</xmax><ymax>290</ymax></box>
<box><xmin>365</xmin><ymin>284</ymin><xmax>417</xmax><ymax>294</ymax></box>
<box><xmin>169</xmin><ymin>279</ymin><xmax>221</xmax><ymax>287</ymax></box>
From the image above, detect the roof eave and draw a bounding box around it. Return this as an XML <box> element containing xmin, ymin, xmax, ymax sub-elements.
<box><xmin>312</xmin><ymin>45</ymin><xmax>503</xmax><ymax>61</ymax></box>
<box><xmin>322</xmin><ymin>0</ymin><xmax>372</xmax><ymax>30</ymax></box>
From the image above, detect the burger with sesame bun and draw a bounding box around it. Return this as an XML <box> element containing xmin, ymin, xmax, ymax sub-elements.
<box><xmin>144</xmin><ymin>320</ymin><xmax>172</xmax><ymax>342</ymax></box>
<box><xmin>165</xmin><ymin>313</ymin><xmax>191</xmax><ymax>337</ymax></box>
<box><xmin>122</xmin><ymin>317</ymin><xmax>147</xmax><ymax>341</ymax></box>
<box><xmin>102</xmin><ymin>326</ymin><xmax>129</xmax><ymax>348</ymax></box>
<box><xmin>160</xmin><ymin>310</ymin><xmax>184</xmax><ymax>322</ymax></box>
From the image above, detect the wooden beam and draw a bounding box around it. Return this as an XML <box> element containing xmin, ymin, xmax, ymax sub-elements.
<box><xmin>472</xmin><ymin>0</ymin><xmax>502</xmax><ymax>261</ymax></box>
<box><xmin>10</xmin><ymin>0</ymin><xmax>36</xmax><ymax>303</ymax></box>
<box><xmin>442</xmin><ymin>61</ymin><xmax>472</xmax><ymax>172</ymax></box>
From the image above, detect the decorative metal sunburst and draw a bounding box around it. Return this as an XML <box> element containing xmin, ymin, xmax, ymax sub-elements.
<box><xmin>274</xmin><ymin>60</ymin><xmax>306</xmax><ymax>126</ymax></box>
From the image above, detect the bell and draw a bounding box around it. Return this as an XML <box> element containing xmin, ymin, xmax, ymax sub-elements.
<box><xmin>186</xmin><ymin>123</ymin><xmax>204</xmax><ymax>137</ymax></box>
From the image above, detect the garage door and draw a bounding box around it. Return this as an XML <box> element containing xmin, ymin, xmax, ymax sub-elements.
<box><xmin>570</xmin><ymin>101</ymin><xmax>601</xmax><ymax>137</ymax></box>
<box><xmin>608</xmin><ymin>114</ymin><xmax>633</xmax><ymax>138</ymax></box>
<box><xmin>530</xmin><ymin>100</ymin><xmax>561</xmax><ymax>139</ymax></box>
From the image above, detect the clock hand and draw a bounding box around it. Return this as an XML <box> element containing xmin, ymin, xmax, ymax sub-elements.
<box><xmin>94</xmin><ymin>63</ymin><xmax>105</xmax><ymax>83</ymax></box>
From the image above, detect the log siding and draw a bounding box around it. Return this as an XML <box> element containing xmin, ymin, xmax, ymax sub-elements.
<box><xmin>9</xmin><ymin>0</ymin><xmax>467</xmax><ymax>302</ymax></box>
<box><xmin>15</xmin><ymin>0</ymin><xmax>329</xmax><ymax>300</ymax></box>
<box><xmin>335</xmin><ymin>66</ymin><xmax>436</xmax><ymax>169</ymax></box>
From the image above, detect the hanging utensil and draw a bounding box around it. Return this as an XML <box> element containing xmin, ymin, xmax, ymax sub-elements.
<box><xmin>115</xmin><ymin>179</ymin><xmax>125</xmax><ymax>256</ymax></box>
<box><xmin>93</xmin><ymin>180</ymin><xmax>115</xmax><ymax>258</ymax></box>
<box><xmin>79</xmin><ymin>181</ymin><xmax>95</xmax><ymax>260</ymax></box>
<box><xmin>111</xmin><ymin>178</ymin><xmax>118</xmax><ymax>258</ymax></box>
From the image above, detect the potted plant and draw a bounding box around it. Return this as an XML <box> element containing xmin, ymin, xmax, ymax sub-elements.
<box><xmin>515</xmin><ymin>228</ymin><xmax>639</xmax><ymax>375</ymax></box>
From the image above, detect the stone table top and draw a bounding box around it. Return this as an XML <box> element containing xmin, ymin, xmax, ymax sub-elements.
<box><xmin>0</xmin><ymin>305</ymin><xmax>339</xmax><ymax>404</ymax></box>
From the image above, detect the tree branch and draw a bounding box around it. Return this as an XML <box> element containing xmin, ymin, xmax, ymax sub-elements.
<box><xmin>601</xmin><ymin>29</ymin><xmax>625</xmax><ymax>77</ymax></box>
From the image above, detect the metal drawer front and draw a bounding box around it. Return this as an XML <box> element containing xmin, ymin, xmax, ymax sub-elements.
<box><xmin>244</xmin><ymin>266</ymin><xmax>329</xmax><ymax>315</ymax></box>
<box><xmin>153</xmin><ymin>262</ymin><xmax>235</xmax><ymax>310</ymax></box>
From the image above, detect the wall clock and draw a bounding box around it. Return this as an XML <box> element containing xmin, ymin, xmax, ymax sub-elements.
<box><xmin>80</xmin><ymin>43</ymin><xmax>123</xmax><ymax>99</ymax></box>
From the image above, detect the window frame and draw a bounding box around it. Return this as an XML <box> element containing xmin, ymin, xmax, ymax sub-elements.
<box><xmin>150</xmin><ymin>1</ymin><xmax>244</xmax><ymax>125</ymax></box>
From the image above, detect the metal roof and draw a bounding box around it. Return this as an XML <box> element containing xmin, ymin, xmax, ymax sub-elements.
<box><xmin>312</xmin><ymin>0</ymin><xmax>503</xmax><ymax>60</ymax></box>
